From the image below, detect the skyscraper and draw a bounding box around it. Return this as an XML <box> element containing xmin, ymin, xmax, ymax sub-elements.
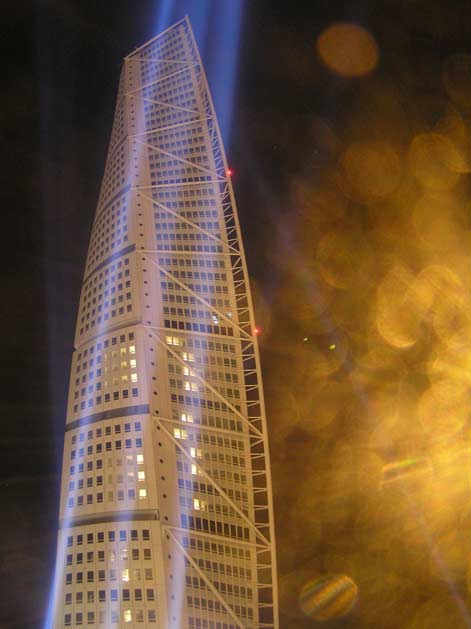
<box><xmin>52</xmin><ymin>17</ymin><xmax>278</xmax><ymax>629</ymax></box>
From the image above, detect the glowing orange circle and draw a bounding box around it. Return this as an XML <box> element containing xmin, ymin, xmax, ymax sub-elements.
<box><xmin>317</xmin><ymin>23</ymin><xmax>379</xmax><ymax>77</ymax></box>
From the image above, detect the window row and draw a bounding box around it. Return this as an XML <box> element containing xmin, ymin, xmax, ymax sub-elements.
<box><xmin>157</xmin><ymin>257</ymin><xmax>224</xmax><ymax>269</ymax></box>
<box><xmin>71</xmin><ymin>421</ymin><xmax>141</xmax><ymax>444</ymax></box>
<box><xmin>69</xmin><ymin>470</ymin><xmax>146</xmax><ymax>490</ymax></box>
<box><xmin>155</xmin><ymin>230</ymin><xmax>221</xmax><ymax>242</ymax></box>
<box><xmin>70</xmin><ymin>437</ymin><xmax>142</xmax><ymax>459</ymax></box>
<box><xmin>80</xmin><ymin>301</ymin><xmax>133</xmax><ymax>324</ymax></box>
<box><xmin>187</xmin><ymin>595</ymin><xmax>253</xmax><ymax>619</ymax></box>
<box><xmin>66</xmin><ymin>529</ymin><xmax>150</xmax><ymax>546</ymax></box>
<box><xmin>66</xmin><ymin>547</ymin><xmax>150</xmax><ymax>564</ymax></box>
<box><xmin>188</xmin><ymin>618</ymin><xmax>237</xmax><ymax>629</ymax></box>
<box><xmin>189</xmin><ymin>557</ymin><xmax>252</xmax><ymax>581</ymax></box>
<box><xmin>70</xmin><ymin>438</ymin><xmax>142</xmax><ymax>460</ymax></box>
<box><xmin>182</xmin><ymin>536</ymin><xmax>251</xmax><ymax>560</ymax></box>
<box><xmin>81</xmin><ymin>267</ymin><xmax>132</xmax><ymax>311</ymax></box>
<box><xmin>164</xmin><ymin>319</ymin><xmax>234</xmax><ymax>337</ymax></box>
<box><xmin>65</xmin><ymin>563</ymin><xmax>153</xmax><ymax>585</ymax></box>
<box><xmin>155</xmin><ymin>243</ymin><xmax>223</xmax><ymax>253</ymax></box>
<box><xmin>177</xmin><ymin>461</ymin><xmax>247</xmax><ymax>487</ymax></box>
<box><xmin>69</xmin><ymin>453</ymin><xmax>145</xmax><ymax>475</ymax></box>
<box><xmin>161</xmin><ymin>280</ymin><xmax>228</xmax><ymax>295</ymax></box>
<box><xmin>143</xmin><ymin>73</ymin><xmax>194</xmax><ymax>105</ymax></box>
<box><xmin>180</xmin><ymin>514</ymin><xmax>250</xmax><ymax>541</ymax></box>
<box><xmin>65</xmin><ymin>587</ymin><xmax>155</xmax><ymax>604</ymax></box>
<box><xmin>145</xmin><ymin>133</ymin><xmax>205</xmax><ymax>151</ymax></box>
<box><xmin>64</xmin><ymin>608</ymin><xmax>156</xmax><ymax>625</ymax></box>
<box><xmin>156</xmin><ymin>221</ymin><xmax>220</xmax><ymax>233</ymax></box>
<box><xmin>152</xmin><ymin>182</ymin><xmax>214</xmax><ymax>199</ymax></box>
<box><xmin>178</xmin><ymin>479</ymin><xmax>247</xmax><ymax>503</ymax></box>
<box><xmin>144</xmin><ymin>109</ymin><xmax>199</xmax><ymax>130</ymax></box>
<box><xmin>66</xmin><ymin>488</ymin><xmax>147</xmax><ymax>507</ymax></box>
<box><xmin>72</xmin><ymin>388</ymin><xmax>139</xmax><ymax>413</ymax></box>
<box><xmin>76</xmin><ymin>332</ymin><xmax>135</xmax><ymax>361</ymax></box>
<box><xmin>172</xmin><ymin>408</ymin><xmax>243</xmax><ymax>433</ymax></box>
<box><xmin>185</xmin><ymin>575</ymin><xmax>253</xmax><ymax>600</ymax></box>
<box><xmin>162</xmin><ymin>294</ymin><xmax>230</xmax><ymax>309</ymax></box>
<box><xmin>170</xmin><ymin>393</ymin><xmax>240</xmax><ymax>413</ymax></box>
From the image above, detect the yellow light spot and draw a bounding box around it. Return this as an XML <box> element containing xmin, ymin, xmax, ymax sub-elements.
<box><xmin>329</xmin><ymin>344</ymin><xmax>336</xmax><ymax>350</ymax></box>
<box><xmin>317</xmin><ymin>23</ymin><xmax>379</xmax><ymax>77</ymax></box>
<box><xmin>342</xmin><ymin>141</ymin><xmax>402</xmax><ymax>199</ymax></box>
<box><xmin>408</xmin><ymin>132</ymin><xmax>462</xmax><ymax>191</ymax></box>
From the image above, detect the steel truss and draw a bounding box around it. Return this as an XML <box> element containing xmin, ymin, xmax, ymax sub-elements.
<box><xmin>124</xmin><ymin>16</ymin><xmax>278</xmax><ymax>629</ymax></box>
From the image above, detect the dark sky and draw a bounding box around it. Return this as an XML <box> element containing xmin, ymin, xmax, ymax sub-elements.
<box><xmin>4</xmin><ymin>1</ymin><xmax>471</xmax><ymax>627</ymax></box>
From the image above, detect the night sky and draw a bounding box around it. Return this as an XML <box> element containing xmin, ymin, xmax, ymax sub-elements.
<box><xmin>4</xmin><ymin>1</ymin><xmax>471</xmax><ymax>627</ymax></box>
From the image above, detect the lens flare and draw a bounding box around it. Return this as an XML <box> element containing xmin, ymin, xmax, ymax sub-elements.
<box><xmin>376</xmin><ymin>264</ymin><xmax>422</xmax><ymax>348</ymax></box>
<box><xmin>408</xmin><ymin>132</ymin><xmax>462</xmax><ymax>191</ymax></box>
<box><xmin>418</xmin><ymin>380</ymin><xmax>467</xmax><ymax>441</ymax></box>
<box><xmin>381</xmin><ymin>457</ymin><xmax>433</xmax><ymax>487</ymax></box>
<box><xmin>317</xmin><ymin>23</ymin><xmax>379</xmax><ymax>77</ymax></box>
<box><xmin>299</xmin><ymin>574</ymin><xmax>358</xmax><ymax>620</ymax></box>
<box><xmin>342</xmin><ymin>141</ymin><xmax>402</xmax><ymax>199</ymax></box>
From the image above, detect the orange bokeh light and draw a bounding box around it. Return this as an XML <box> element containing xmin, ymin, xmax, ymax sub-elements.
<box><xmin>317</xmin><ymin>23</ymin><xmax>379</xmax><ymax>77</ymax></box>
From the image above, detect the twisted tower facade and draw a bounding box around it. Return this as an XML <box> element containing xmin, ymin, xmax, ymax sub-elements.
<box><xmin>52</xmin><ymin>17</ymin><xmax>278</xmax><ymax>629</ymax></box>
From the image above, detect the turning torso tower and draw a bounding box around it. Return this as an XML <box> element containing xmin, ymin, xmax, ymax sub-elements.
<box><xmin>52</xmin><ymin>16</ymin><xmax>278</xmax><ymax>629</ymax></box>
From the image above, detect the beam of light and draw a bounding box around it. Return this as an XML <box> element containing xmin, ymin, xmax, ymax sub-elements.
<box><xmin>142</xmin><ymin>4</ymin><xmax>246</xmax><ymax>627</ymax></box>
<box><xmin>148</xmin><ymin>4</ymin><xmax>245</xmax><ymax>627</ymax></box>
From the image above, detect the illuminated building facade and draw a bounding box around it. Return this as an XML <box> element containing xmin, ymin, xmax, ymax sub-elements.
<box><xmin>52</xmin><ymin>17</ymin><xmax>278</xmax><ymax>629</ymax></box>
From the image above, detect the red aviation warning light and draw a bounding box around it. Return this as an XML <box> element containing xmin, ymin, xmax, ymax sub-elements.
<box><xmin>254</xmin><ymin>326</ymin><xmax>261</xmax><ymax>336</ymax></box>
<box><xmin>226</xmin><ymin>168</ymin><xmax>233</xmax><ymax>177</ymax></box>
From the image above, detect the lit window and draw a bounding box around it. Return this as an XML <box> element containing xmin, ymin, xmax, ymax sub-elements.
<box><xmin>166</xmin><ymin>336</ymin><xmax>180</xmax><ymax>346</ymax></box>
<box><xmin>139</xmin><ymin>488</ymin><xmax>147</xmax><ymax>499</ymax></box>
<box><xmin>123</xmin><ymin>610</ymin><xmax>132</xmax><ymax>623</ymax></box>
<box><xmin>183</xmin><ymin>366</ymin><xmax>190</xmax><ymax>376</ymax></box>
<box><xmin>121</xmin><ymin>374</ymin><xmax>128</xmax><ymax>382</ymax></box>
<box><xmin>194</xmin><ymin>498</ymin><xmax>200</xmax><ymax>510</ymax></box>
<box><xmin>138</xmin><ymin>471</ymin><xmax>145</xmax><ymax>481</ymax></box>
<box><xmin>191</xmin><ymin>464</ymin><xmax>197</xmax><ymax>475</ymax></box>
<box><xmin>131</xmin><ymin>373</ymin><xmax>138</xmax><ymax>383</ymax></box>
<box><xmin>122</xmin><ymin>569</ymin><xmax>129</xmax><ymax>582</ymax></box>
<box><xmin>137</xmin><ymin>454</ymin><xmax>144</xmax><ymax>464</ymax></box>
<box><xmin>190</xmin><ymin>447</ymin><xmax>196</xmax><ymax>458</ymax></box>
<box><xmin>120</xmin><ymin>347</ymin><xmax>127</xmax><ymax>356</ymax></box>
<box><xmin>129</xmin><ymin>345</ymin><xmax>136</xmax><ymax>354</ymax></box>
<box><xmin>130</xmin><ymin>359</ymin><xmax>137</xmax><ymax>369</ymax></box>
<box><xmin>174</xmin><ymin>428</ymin><xmax>181</xmax><ymax>439</ymax></box>
<box><xmin>181</xmin><ymin>412</ymin><xmax>193</xmax><ymax>423</ymax></box>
